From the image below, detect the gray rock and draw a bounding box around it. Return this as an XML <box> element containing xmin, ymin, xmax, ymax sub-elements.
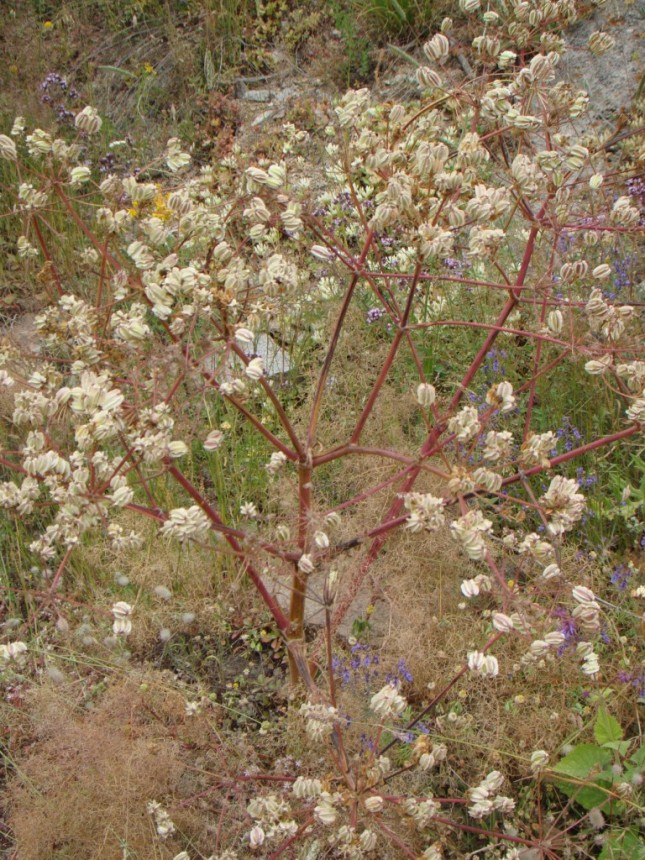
<box><xmin>243</xmin><ymin>89</ymin><xmax>272</xmax><ymax>103</ymax></box>
<box><xmin>245</xmin><ymin>333</ymin><xmax>292</xmax><ymax>377</ymax></box>
<box><xmin>556</xmin><ymin>4</ymin><xmax>644</xmax><ymax>131</ymax></box>
<box><xmin>251</xmin><ymin>109</ymin><xmax>280</xmax><ymax>127</ymax></box>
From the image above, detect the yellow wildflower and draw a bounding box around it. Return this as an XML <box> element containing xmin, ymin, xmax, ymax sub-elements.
<box><xmin>152</xmin><ymin>193</ymin><xmax>172</xmax><ymax>221</ymax></box>
<box><xmin>43</xmin><ymin>20</ymin><xmax>53</xmax><ymax>29</ymax></box>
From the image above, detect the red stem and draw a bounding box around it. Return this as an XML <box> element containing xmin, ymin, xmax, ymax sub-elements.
<box><xmin>165</xmin><ymin>463</ymin><xmax>290</xmax><ymax>633</ymax></box>
<box><xmin>31</xmin><ymin>216</ymin><xmax>63</xmax><ymax>296</ymax></box>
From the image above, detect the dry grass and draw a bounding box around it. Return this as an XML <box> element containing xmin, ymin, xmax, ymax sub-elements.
<box><xmin>5</xmin><ymin>671</ymin><xmax>228</xmax><ymax>859</ymax></box>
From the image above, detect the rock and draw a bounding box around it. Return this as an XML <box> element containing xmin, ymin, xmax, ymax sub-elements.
<box><xmin>556</xmin><ymin>4</ymin><xmax>643</xmax><ymax>131</ymax></box>
<box><xmin>252</xmin><ymin>109</ymin><xmax>281</xmax><ymax>127</ymax></box>
<box><xmin>246</xmin><ymin>333</ymin><xmax>292</xmax><ymax>378</ymax></box>
<box><xmin>243</xmin><ymin>89</ymin><xmax>272</xmax><ymax>103</ymax></box>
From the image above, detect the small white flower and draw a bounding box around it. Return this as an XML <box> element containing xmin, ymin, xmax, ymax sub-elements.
<box><xmin>581</xmin><ymin>651</ymin><xmax>600</xmax><ymax>677</ymax></box>
<box><xmin>447</xmin><ymin>406</ymin><xmax>480</xmax><ymax>442</ymax></box>
<box><xmin>11</xmin><ymin>116</ymin><xmax>25</xmax><ymax>136</ymax></box>
<box><xmin>69</xmin><ymin>165</ymin><xmax>91</xmax><ymax>185</ymax></box>
<box><xmin>547</xmin><ymin>309</ymin><xmax>563</xmax><ymax>334</ymax></box>
<box><xmin>370</xmin><ymin>683</ymin><xmax>407</xmax><ymax>719</ymax></box>
<box><xmin>110</xmin><ymin>485</ymin><xmax>134</xmax><ymax>507</ymax></box>
<box><xmin>165</xmin><ymin>137</ymin><xmax>191</xmax><ymax>172</ymax></box>
<box><xmin>572</xmin><ymin>585</ymin><xmax>596</xmax><ymax>605</ymax></box>
<box><xmin>467</xmin><ymin>651</ymin><xmax>499</xmax><ymax>677</ymax></box>
<box><xmin>249</xmin><ymin>825</ymin><xmax>265</xmax><ymax>848</ymax></box>
<box><xmin>310</xmin><ymin>244</ymin><xmax>334</xmax><ymax>261</ymax></box>
<box><xmin>585</xmin><ymin>354</ymin><xmax>612</xmax><ymax>375</ymax></box>
<box><xmin>360</xmin><ymin>830</ymin><xmax>378</xmax><ymax>851</ymax></box>
<box><xmin>530</xmin><ymin>750</ymin><xmax>549</xmax><ymax>772</ymax></box>
<box><xmin>486</xmin><ymin>380</ymin><xmax>515</xmax><ymax>413</ymax></box>
<box><xmin>424</xmin><ymin>33</ymin><xmax>450</xmax><ymax>64</ymax></box>
<box><xmin>314</xmin><ymin>792</ymin><xmax>338</xmax><ymax>825</ymax></box>
<box><xmin>492</xmin><ymin>612</ymin><xmax>514</xmax><ymax>633</ymax></box>
<box><xmin>364</xmin><ymin>795</ymin><xmax>384</xmax><ymax>813</ymax></box>
<box><xmin>240</xmin><ymin>501</ymin><xmax>258</xmax><ymax>519</ymax></box>
<box><xmin>314</xmin><ymin>531</ymin><xmax>330</xmax><ymax>549</ymax></box>
<box><xmin>266</xmin><ymin>451</ymin><xmax>287</xmax><ymax>474</ymax></box>
<box><xmin>541</xmin><ymin>563</ymin><xmax>560</xmax><ymax>580</ymax></box>
<box><xmin>168</xmin><ymin>440</ymin><xmax>188</xmax><ymax>459</ymax></box>
<box><xmin>292</xmin><ymin>776</ymin><xmax>322</xmax><ymax>798</ymax></box>
<box><xmin>204</xmin><ymin>430</ymin><xmax>224</xmax><ymax>451</ymax></box>
<box><xmin>461</xmin><ymin>578</ymin><xmax>480</xmax><ymax>598</ymax></box>
<box><xmin>235</xmin><ymin>327</ymin><xmax>254</xmax><ymax>344</ymax></box>
<box><xmin>111</xmin><ymin>601</ymin><xmax>132</xmax><ymax>636</ymax></box>
<box><xmin>402</xmin><ymin>492</ymin><xmax>445</xmax><ymax>532</ymax></box>
<box><xmin>0</xmin><ymin>641</ymin><xmax>28</xmax><ymax>663</ymax></box>
<box><xmin>416</xmin><ymin>382</ymin><xmax>436</xmax><ymax>408</ymax></box>
<box><xmin>298</xmin><ymin>553</ymin><xmax>314</xmax><ymax>574</ymax></box>
<box><xmin>160</xmin><ymin>506</ymin><xmax>212</xmax><ymax>542</ymax></box>
<box><xmin>245</xmin><ymin>357</ymin><xmax>264</xmax><ymax>381</ymax></box>
<box><xmin>75</xmin><ymin>106</ymin><xmax>102</xmax><ymax>134</ymax></box>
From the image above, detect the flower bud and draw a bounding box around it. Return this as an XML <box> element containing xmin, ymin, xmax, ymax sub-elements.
<box><xmin>498</xmin><ymin>50</ymin><xmax>517</xmax><ymax>69</ymax></box>
<box><xmin>69</xmin><ymin>165</ymin><xmax>91</xmax><ymax>185</ymax></box>
<box><xmin>249</xmin><ymin>825</ymin><xmax>265</xmax><ymax>848</ymax></box>
<box><xmin>310</xmin><ymin>244</ymin><xmax>334</xmax><ymax>261</ymax></box>
<box><xmin>530</xmin><ymin>750</ymin><xmax>549</xmax><ymax>772</ymax></box>
<box><xmin>492</xmin><ymin>612</ymin><xmax>514</xmax><ymax>633</ymax></box>
<box><xmin>592</xmin><ymin>263</ymin><xmax>611</xmax><ymax>279</ymax></box>
<box><xmin>364</xmin><ymin>795</ymin><xmax>384</xmax><ymax>813</ymax></box>
<box><xmin>75</xmin><ymin>106</ymin><xmax>102</xmax><ymax>134</ymax></box>
<box><xmin>546</xmin><ymin>309</ymin><xmax>563</xmax><ymax>334</ymax></box>
<box><xmin>204</xmin><ymin>430</ymin><xmax>224</xmax><ymax>451</ymax></box>
<box><xmin>0</xmin><ymin>134</ymin><xmax>17</xmax><ymax>161</ymax></box>
<box><xmin>245</xmin><ymin>357</ymin><xmax>264</xmax><ymax>380</ymax></box>
<box><xmin>416</xmin><ymin>67</ymin><xmax>443</xmax><ymax>88</ymax></box>
<box><xmin>416</xmin><ymin>382</ymin><xmax>436</xmax><ymax>407</ymax></box>
<box><xmin>298</xmin><ymin>554</ymin><xmax>314</xmax><ymax>574</ymax></box>
<box><xmin>588</xmin><ymin>31</ymin><xmax>615</xmax><ymax>55</ymax></box>
<box><xmin>542</xmin><ymin>563</ymin><xmax>561</xmax><ymax>580</ymax></box>
<box><xmin>572</xmin><ymin>585</ymin><xmax>596</xmax><ymax>605</ymax></box>
<box><xmin>235</xmin><ymin>327</ymin><xmax>254</xmax><ymax>344</ymax></box>
<box><xmin>584</xmin><ymin>354</ymin><xmax>612</xmax><ymax>375</ymax></box>
<box><xmin>424</xmin><ymin>34</ymin><xmax>450</xmax><ymax>64</ymax></box>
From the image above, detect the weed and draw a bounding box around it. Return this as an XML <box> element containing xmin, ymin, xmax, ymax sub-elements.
<box><xmin>1</xmin><ymin>1</ymin><xmax>644</xmax><ymax>858</ymax></box>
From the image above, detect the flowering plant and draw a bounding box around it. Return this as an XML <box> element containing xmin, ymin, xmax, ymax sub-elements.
<box><xmin>1</xmin><ymin>0</ymin><xmax>643</xmax><ymax>856</ymax></box>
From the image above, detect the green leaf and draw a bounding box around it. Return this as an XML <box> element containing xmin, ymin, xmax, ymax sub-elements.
<box><xmin>390</xmin><ymin>0</ymin><xmax>408</xmax><ymax>23</ymax></box>
<box><xmin>599</xmin><ymin>829</ymin><xmax>645</xmax><ymax>860</ymax></box>
<box><xmin>554</xmin><ymin>744</ymin><xmax>612</xmax><ymax>780</ymax></box>
<box><xmin>553</xmin><ymin>744</ymin><xmax>613</xmax><ymax>810</ymax></box>
<box><xmin>603</xmin><ymin>740</ymin><xmax>630</xmax><ymax>755</ymax></box>
<box><xmin>97</xmin><ymin>65</ymin><xmax>138</xmax><ymax>80</ymax></box>
<box><xmin>630</xmin><ymin>742</ymin><xmax>645</xmax><ymax>767</ymax></box>
<box><xmin>594</xmin><ymin>706</ymin><xmax>624</xmax><ymax>746</ymax></box>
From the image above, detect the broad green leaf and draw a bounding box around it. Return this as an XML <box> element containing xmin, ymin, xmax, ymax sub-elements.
<box><xmin>594</xmin><ymin>705</ymin><xmax>624</xmax><ymax>746</ymax></box>
<box><xmin>630</xmin><ymin>742</ymin><xmax>645</xmax><ymax>767</ymax></box>
<box><xmin>603</xmin><ymin>740</ymin><xmax>630</xmax><ymax>756</ymax></box>
<box><xmin>553</xmin><ymin>744</ymin><xmax>612</xmax><ymax>779</ymax></box>
<box><xmin>599</xmin><ymin>829</ymin><xmax>645</xmax><ymax>860</ymax></box>
<box><xmin>553</xmin><ymin>744</ymin><xmax>613</xmax><ymax>810</ymax></box>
